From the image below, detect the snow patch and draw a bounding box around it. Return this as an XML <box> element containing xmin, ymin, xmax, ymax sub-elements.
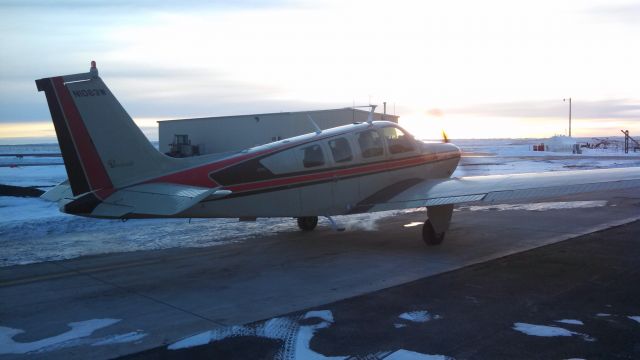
<box><xmin>393</xmin><ymin>323</ymin><xmax>407</xmax><ymax>329</ymax></box>
<box><xmin>398</xmin><ymin>311</ymin><xmax>441</xmax><ymax>323</ymax></box>
<box><xmin>91</xmin><ymin>331</ymin><xmax>147</xmax><ymax>346</ymax></box>
<box><xmin>304</xmin><ymin>310</ymin><xmax>334</xmax><ymax>323</ymax></box>
<box><xmin>0</xmin><ymin>318</ymin><xmax>120</xmax><ymax>354</ymax></box>
<box><xmin>0</xmin><ymin>165</ymin><xmax>66</xmax><ymax>187</ymax></box>
<box><xmin>555</xmin><ymin>319</ymin><xmax>584</xmax><ymax>325</ymax></box>
<box><xmin>0</xmin><ymin>196</ymin><xmax>64</xmax><ymax>223</ymax></box>
<box><xmin>513</xmin><ymin>323</ymin><xmax>574</xmax><ymax>337</ymax></box>
<box><xmin>168</xmin><ymin>331</ymin><xmax>213</xmax><ymax>350</ymax></box>
<box><xmin>596</xmin><ymin>313</ymin><xmax>611</xmax><ymax>317</ymax></box>
<box><xmin>628</xmin><ymin>316</ymin><xmax>640</xmax><ymax>324</ymax></box>
<box><xmin>513</xmin><ymin>322</ymin><xmax>594</xmax><ymax>341</ymax></box>
<box><xmin>169</xmin><ymin>310</ymin><xmax>345</xmax><ymax>359</ymax></box>
<box><xmin>385</xmin><ymin>349</ymin><xmax>452</xmax><ymax>360</ymax></box>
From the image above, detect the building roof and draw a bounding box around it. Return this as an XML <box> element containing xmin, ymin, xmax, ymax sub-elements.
<box><xmin>157</xmin><ymin>108</ymin><xmax>399</xmax><ymax>123</ymax></box>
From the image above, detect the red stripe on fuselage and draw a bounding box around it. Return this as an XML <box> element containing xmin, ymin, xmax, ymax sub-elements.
<box><xmin>148</xmin><ymin>128</ymin><xmax>360</xmax><ymax>187</ymax></box>
<box><xmin>52</xmin><ymin>77</ymin><xmax>114</xmax><ymax>199</ymax></box>
<box><xmin>149</xmin><ymin>148</ymin><xmax>277</xmax><ymax>187</ymax></box>
<box><xmin>225</xmin><ymin>152</ymin><xmax>459</xmax><ymax>193</ymax></box>
<box><xmin>146</xmin><ymin>124</ymin><xmax>459</xmax><ymax>193</ymax></box>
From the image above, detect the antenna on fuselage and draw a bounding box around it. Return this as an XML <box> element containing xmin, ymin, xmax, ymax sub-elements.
<box><xmin>307</xmin><ymin>114</ymin><xmax>322</xmax><ymax>135</ymax></box>
<box><xmin>352</xmin><ymin>104</ymin><xmax>378</xmax><ymax>125</ymax></box>
<box><xmin>367</xmin><ymin>104</ymin><xmax>377</xmax><ymax>124</ymax></box>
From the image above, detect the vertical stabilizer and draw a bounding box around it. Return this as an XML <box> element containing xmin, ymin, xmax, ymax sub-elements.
<box><xmin>36</xmin><ymin>62</ymin><xmax>179</xmax><ymax>198</ymax></box>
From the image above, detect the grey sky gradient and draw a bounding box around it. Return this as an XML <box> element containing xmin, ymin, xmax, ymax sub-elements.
<box><xmin>1</xmin><ymin>0</ymin><xmax>640</xmax><ymax>141</ymax></box>
<box><xmin>445</xmin><ymin>99</ymin><xmax>640</xmax><ymax>120</ymax></box>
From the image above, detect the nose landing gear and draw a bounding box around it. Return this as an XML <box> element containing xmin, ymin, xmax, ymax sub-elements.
<box><xmin>422</xmin><ymin>219</ymin><xmax>446</xmax><ymax>245</ymax></box>
<box><xmin>422</xmin><ymin>204</ymin><xmax>454</xmax><ymax>246</ymax></box>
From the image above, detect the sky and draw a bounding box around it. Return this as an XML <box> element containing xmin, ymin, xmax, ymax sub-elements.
<box><xmin>1</xmin><ymin>0</ymin><xmax>640</xmax><ymax>143</ymax></box>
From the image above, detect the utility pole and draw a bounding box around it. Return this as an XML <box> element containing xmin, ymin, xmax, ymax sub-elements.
<box><xmin>563</xmin><ymin>98</ymin><xmax>572</xmax><ymax>137</ymax></box>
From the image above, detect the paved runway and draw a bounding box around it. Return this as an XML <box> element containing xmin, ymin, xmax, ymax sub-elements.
<box><xmin>0</xmin><ymin>189</ymin><xmax>639</xmax><ymax>359</ymax></box>
<box><xmin>130</xmin><ymin>219</ymin><xmax>640</xmax><ymax>359</ymax></box>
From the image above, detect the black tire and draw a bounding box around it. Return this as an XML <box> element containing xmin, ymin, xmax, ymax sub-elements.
<box><xmin>422</xmin><ymin>219</ymin><xmax>445</xmax><ymax>246</ymax></box>
<box><xmin>297</xmin><ymin>216</ymin><xmax>318</xmax><ymax>231</ymax></box>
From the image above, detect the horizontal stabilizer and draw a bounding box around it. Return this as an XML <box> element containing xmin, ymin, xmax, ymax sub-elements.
<box><xmin>92</xmin><ymin>183</ymin><xmax>225</xmax><ymax>218</ymax></box>
<box><xmin>40</xmin><ymin>180</ymin><xmax>72</xmax><ymax>202</ymax></box>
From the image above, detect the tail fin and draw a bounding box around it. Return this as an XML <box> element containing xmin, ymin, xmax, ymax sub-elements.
<box><xmin>36</xmin><ymin>62</ymin><xmax>177</xmax><ymax>198</ymax></box>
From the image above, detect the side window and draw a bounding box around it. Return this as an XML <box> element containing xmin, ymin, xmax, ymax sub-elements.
<box><xmin>300</xmin><ymin>144</ymin><xmax>325</xmax><ymax>168</ymax></box>
<box><xmin>382</xmin><ymin>127</ymin><xmax>414</xmax><ymax>154</ymax></box>
<box><xmin>357</xmin><ymin>130</ymin><xmax>384</xmax><ymax>158</ymax></box>
<box><xmin>328</xmin><ymin>137</ymin><xmax>353</xmax><ymax>163</ymax></box>
<box><xmin>259</xmin><ymin>148</ymin><xmax>299</xmax><ymax>174</ymax></box>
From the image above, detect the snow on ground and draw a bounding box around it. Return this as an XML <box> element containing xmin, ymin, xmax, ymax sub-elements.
<box><xmin>169</xmin><ymin>309</ymin><xmax>452</xmax><ymax>359</ymax></box>
<box><xmin>385</xmin><ymin>350</ymin><xmax>452</xmax><ymax>360</ymax></box>
<box><xmin>0</xmin><ymin>319</ymin><xmax>120</xmax><ymax>354</ymax></box>
<box><xmin>555</xmin><ymin>319</ymin><xmax>584</xmax><ymax>325</ymax></box>
<box><xmin>0</xmin><ymin>144</ymin><xmax>60</xmax><ymax>155</ymax></box>
<box><xmin>0</xmin><ymin>165</ymin><xmax>66</xmax><ymax>187</ymax></box>
<box><xmin>0</xmin><ymin>198</ymin><xmax>295</xmax><ymax>267</ymax></box>
<box><xmin>0</xmin><ymin>318</ymin><xmax>147</xmax><ymax>355</ymax></box>
<box><xmin>512</xmin><ymin>323</ymin><xmax>594</xmax><ymax>341</ymax></box>
<box><xmin>628</xmin><ymin>316</ymin><xmax>640</xmax><ymax>324</ymax></box>
<box><xmin>0</xmin><ymin>194</ymin><xmax>409</xmax><ymax>267</ymax></box>
<box><xmin>2</xmin><ymin>140</ymin><xmax>640</xmax><ymax>267</ymax></box>
<box><xmin>169</xmin><ymin>309</ymin><xmax>345</xmax><ymax>359</ymax></box>
<box><xmin>398</xmin><ymin>311</ymin><xmax>441</xmax><ymax>323</ymax></box>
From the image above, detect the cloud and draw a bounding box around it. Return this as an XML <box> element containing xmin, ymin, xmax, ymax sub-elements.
<box><xmin>587</xmin><ymin>3</ymin><xmax>640</xmax><ymax>25</ymax></box>
<box><xmin>0</xmin><ymin>0</ymin><xmax>292</xmax><ymax>10</ymax></box>
<box><xmin>445</xmin><ymin>99</ymin><xmax>640</xmax><ymax>120</ymax></box>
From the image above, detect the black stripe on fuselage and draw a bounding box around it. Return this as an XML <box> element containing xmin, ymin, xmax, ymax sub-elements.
<box><xmin>36</xmin><ymin>78</ymin><xmax>90</xmax><ymax>195</ymax></box>
<box><xmin>212</xmin><ymin>151</ymin><xmax>443</xmax><ymax>187</ymax></box>
<box><xmin>203</xmin><ymin>156</ymin><xmax>457</xmax><ymax>202</ymax></box>
<box><xmin>346</xmin><ymin>178</ymin><xmax>424</xmax><ymax>214</ymax></box>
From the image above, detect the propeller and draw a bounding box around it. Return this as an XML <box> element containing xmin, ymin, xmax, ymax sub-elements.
<box><xmin>442</xmin><ymin>130</ymin><xmax>449</xmax><ymax>143</ymax></box>
<box><xmin>441</xmin><ymin>129</ymin><xmax>466</xmax><ymax>177</ymax></box>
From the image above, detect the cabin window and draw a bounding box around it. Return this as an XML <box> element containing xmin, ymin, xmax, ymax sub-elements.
<box><xmin>328</xmin><ymin>137</ymin><xmax>353</xmax><ymax>163</ymax></box>
<box><xmin>301</xmin><ymin>144</ymin><xmax>325</xmax><ymax>168</ymax></box>
<box><xmin>357</xmin><ymin>130</ymin><xmax>384</xmax><ymax>158</ymax></box>
<box><xmin>382</xmin><ymin>127</ymin><xmax>414</xmax><ymax>154</ymax></box>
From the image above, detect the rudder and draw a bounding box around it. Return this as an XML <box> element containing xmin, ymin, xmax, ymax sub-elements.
<box><xmin>36</xmin><ymin>62</ymin><xmax>178</xmax><ymax>198</ymax></box>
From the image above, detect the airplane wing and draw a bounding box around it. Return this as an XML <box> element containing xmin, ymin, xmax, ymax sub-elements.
<box><xmin>363</xmin><ymin>167</ymin><xmax>640</xmax><ymax>212</ymax></box>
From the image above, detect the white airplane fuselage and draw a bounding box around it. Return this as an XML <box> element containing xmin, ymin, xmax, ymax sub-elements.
<box><xmin>173</xmin><ymin>122</ymin><xmax>461</xmax><ymax>219</ymax></box>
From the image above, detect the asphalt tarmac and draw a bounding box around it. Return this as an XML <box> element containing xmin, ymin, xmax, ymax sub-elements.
<box><xmin>127</xmin><ymin>219</ymin><xmax>640</xmax><ymax>360</ymax></box>
<box><xmin>1</xmin><ymin>189</ymin><xmax>639</xmax><ymax>359</ymax></box>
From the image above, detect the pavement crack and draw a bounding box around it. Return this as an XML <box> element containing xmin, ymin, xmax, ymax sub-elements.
<box><xmin>52</xmin><ymin>261</ymin><xmax>227</xmax><ymax>327</ymax></box>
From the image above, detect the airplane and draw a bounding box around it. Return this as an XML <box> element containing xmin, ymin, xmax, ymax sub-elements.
<box><xmin>36</xmin><ymin>62</ymin><xmax>640</xmax><ymax>246</ymax></box>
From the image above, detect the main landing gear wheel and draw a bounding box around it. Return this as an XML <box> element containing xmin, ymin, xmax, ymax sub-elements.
<box><xmin>422</xmin><ymin>219</ymin><xmax>445</xmax><ymax>246</ymax></box>
<box><xmin>297</xmin><ymin>216</ymin><xmax>318</xmax><ymax>231</ymax></box>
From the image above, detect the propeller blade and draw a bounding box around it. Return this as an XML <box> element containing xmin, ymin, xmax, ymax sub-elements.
<box><xmin>442</xmin><ymin>130</ymin><xmax>449</xmax><ymax>143</ymax></box>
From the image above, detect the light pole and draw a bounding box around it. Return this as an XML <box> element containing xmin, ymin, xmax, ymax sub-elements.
<box><xmin>563</xmin><ymin>98</ymin><xmax>572</xmax><ymax>137</ymax></box>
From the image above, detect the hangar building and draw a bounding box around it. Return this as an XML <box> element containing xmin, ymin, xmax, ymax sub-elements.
<box><xmin>158</xmin><ymin>108</ymin><xmax>399</xmax><ymax>156</ymax></box>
